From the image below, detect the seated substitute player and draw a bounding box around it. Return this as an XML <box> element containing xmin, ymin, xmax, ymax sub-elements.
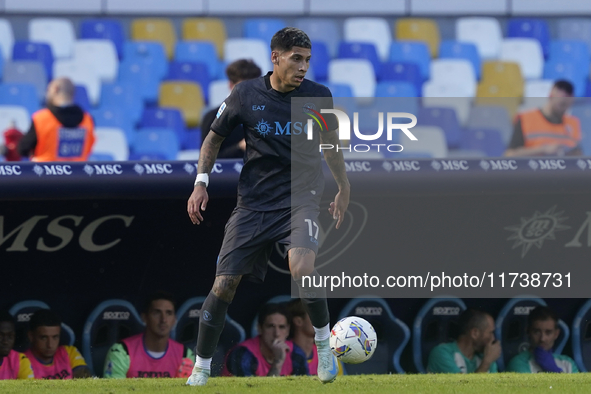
<box><xmin>506</xmin><ymin>306</ymin><xmax>578</xmax><ymax>373</ymax></box>
<box><xmin>505</xmin><ymin>80</ymin><xmax>581</xmax><ymax>157</ymax></box>
<box><xmin>24</xmin><ymin>309</ymin><xmax>91</xmax><ymax>379</ymax></box>
<box><xmin>0</xmin><ymin>310</ymin><xmax>34</xmax><ymax>380</ymax></box>
<box><xmin>103</xmin><ymin>291</ymin><xmax>194</xmax><ymax>378</ymax></box>
<box><xmin>428</xmin><ymin>309</ymin><xmax>501</xmax><ymax>373</ymax></box>
<box><xmin>223</xmin><ymin>303</ymin><xmax>308</xmax><ymax>376</ymax></box>
<box><xmin>186</xmin><ymin>27</ymin><xmax>350</xmax><ymax>386</ymax></box>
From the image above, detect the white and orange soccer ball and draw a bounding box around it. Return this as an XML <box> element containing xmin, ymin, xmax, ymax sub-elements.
<box><xmin>329</xmin><ymin>316</ymin><xmax>377</xmax><ymax>364</ymax></box>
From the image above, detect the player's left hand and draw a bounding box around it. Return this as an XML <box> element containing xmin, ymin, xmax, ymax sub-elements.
<box><xmin>329</xmin><ymin>187</ymin><xmax>350</xmax><ymax>229</ymax></box>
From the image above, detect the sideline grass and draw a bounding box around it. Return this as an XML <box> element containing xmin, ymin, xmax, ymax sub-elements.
<box><xmin>1</xmin><ymin>374</ymin><xmax>591</xmax><ymax>394</ymax></box>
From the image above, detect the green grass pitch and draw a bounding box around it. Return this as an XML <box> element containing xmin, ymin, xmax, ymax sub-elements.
<box><xmin>1</xmin><ymin>374</ymin><xmax>591</xmax><ymax>394</ymax></box>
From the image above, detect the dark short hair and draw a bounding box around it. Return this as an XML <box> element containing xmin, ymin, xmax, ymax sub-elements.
<box><xmin>0</xmin><ymin>310</ymin><xmax>14</xmax><ymax>325</ymax></box>
<box><xmin>270</xmin><ymin>27</ymin><xmax>311</xmax><ymax>52</ymax></box>
<box><xmin>457</xmin><ymin>309</ymin><xmax>491</xmax><ymax>337</ymax></box>
<box><xmin>258</xmin><ymin>303</ymin><xmax>291</xmax><ymax>327</ymax></box>
<box><xmin>29</xmin><ymin>309</ymin><xmax>61</xmax><ymax>331</ymax></box>
<box><xmin>143</xmin><ymin>291</ymin><xmax>176</xmax><ymax>314</ymax></box>
<box><xmin>286</xmin><ymin>299</ymin><xmax>306</xmax><ymax>320</ymax></box>
<box><xmin>528</xmin><ymin>306</ymin><xmax>558</xmax><ymax>329</ymax></box>
<box><xmin>226</xmin><ymin>59</ymin><xmax>262</xmax><ymax>85</ymax></box>
<box><xmin>553</xmin><ymin>80</ymin><xmax>574</xmax><ymax>96</ymax></box>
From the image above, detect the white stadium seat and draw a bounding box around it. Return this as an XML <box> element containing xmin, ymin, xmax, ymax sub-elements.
<box><xmin>399</xmin><ymin>126</ymin><xmax>448</xmax><ymax>158</ymax></box>
<box><xmin>328</xmin><ymin>59</ymin><xmax>376</xmax><ymax>98</ymax></box>
<box><xmin>53</xmin><ymin>60</ymin><xmax>101</xmax><ymax>105</ymax></box>
<box><xmin>29</xmin><ymin>18</ymin><xmax>76</xmax><ymax>59</ymax></box>
<box><xmin>177</xmin><ymin>149</ymin><xmax>200</xmax><ymax>161</ymax></box>
<box><xmin>429</xmin><ymin>59</ymin><xmax>476</xmax><ymax>97</ymax></box>
<box><xmin>92</xmin><ymin>127</ymin><xmax>129</xmax><ymax>161</ymax></box>
<box><xmin>525</xmin><ymin>79</ymin><xmax>554</xmax><ymax>97</ymax></box>
<box><xmin>73</xmin><ymin>40</ymin><xmax>119</xmax><ymax>83</ymax></box>
<box><xmin>456</xmin><ymin>17</ymin><xmax>502</xmax><ymax>60</ymax></box>
<box><xmin>344</xmin><ymin>17</ymin><xmax>392</xmax><ymax>61</ymax></box>
<box><xmin>224</xmin><ymin>38</ymin><xmax>272</xmax><ymax>75</ymax></box>
<box><xmin>500</xmin><ymin>38</ymin><xmax>543</xmax><ymax>80</ymax></box>
<box><xmin>0</xmin><ymin>105</ymin><xmax>31</xmax><ymax>148</ymax></box>
<box><xmin>0</xmin><ymin>19</ymin><xmax>15</xmax><ymax>61</ymax></box>
<box><xmin>209</xmin><ymin>80</ymin><xmax>231</xmax><ymax>106</ymax></box>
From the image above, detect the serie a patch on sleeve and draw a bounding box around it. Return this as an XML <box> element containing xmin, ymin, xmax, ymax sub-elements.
<box><xmin>216</xmin><ymin>102</ymin><xmax>227</xmax><ymax>118</ymax></box>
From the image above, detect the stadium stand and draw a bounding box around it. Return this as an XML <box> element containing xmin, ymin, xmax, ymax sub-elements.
<box><xmin>28</xmin><ymin>18</ymin><xmax>75</xmax><ymax>59</ymax></box>
<box><xmin>572</xmin><ymin>299</ymin><xmax>591</xmax><ymax>372</ymax></box>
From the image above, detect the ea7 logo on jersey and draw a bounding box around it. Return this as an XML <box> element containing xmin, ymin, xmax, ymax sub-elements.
<box><xmin>216</xmin><ymin>102</ymin><xmax>227</xmax><ymax>119</ymax></box>
<box><xmin>252</xmin><ymin>105</ymin><xmax>265</xmax><ymax>111</ymax></box>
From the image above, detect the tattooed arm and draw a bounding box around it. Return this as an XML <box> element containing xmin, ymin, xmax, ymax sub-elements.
<box><xmin>187</xmin><ymin>131</ymin><xmax>226</xmax><ymax>225</ymax></box>
<box><xmin>320</xmin><ymin>129</ymin><xmax>350</xmax><ymax>229</ymax></box>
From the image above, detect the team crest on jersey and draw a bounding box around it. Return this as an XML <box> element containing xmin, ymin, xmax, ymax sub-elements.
<box><xmin>216</xmin><ymin>102</ymin><xmax>227</xmax><ymax>118</ymax></box>
<box><xmin>255</xmin><ymin>119</ymin><xmax>273</xmax><ymax>137</ymax></box>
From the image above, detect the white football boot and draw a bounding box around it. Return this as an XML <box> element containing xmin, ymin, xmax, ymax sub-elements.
<box><xmin>186</xmin><ymin>366</ymin><xmax>210</xmax><ymax>386</ymax></box>
<box><xmin>316</xmin><ymin>338</ymin><xmax>338</xmax><ymax>383</ymax></box>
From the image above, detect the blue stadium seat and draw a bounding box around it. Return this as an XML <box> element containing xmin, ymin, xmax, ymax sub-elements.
<box><xmin>418</xmin><ymin>107</ymin><xmax>462</xmax><ymax>148</ymax></box>
<box><xmin>90</xmin><ymin>106</ymin><xmax>135</xmax><ymax>144</ymax></box>
<box><xmin>571</xmin><ymin>299</ymin><xmax>591</xmax><ymax>372</ymax></box>
<box><xmin>296</xmin><ymin>18</ymin><xmax>341</xmax><ymax>58</ymax></box>
<box><xmin>99</xmin><ymin>82</ymin><xmax>144</xmax><ymax>124</ymax></box>
<box><xmin>88</xmin><ymin>152</ymin><xmax>114</xmax><ymax>161</ymax></box>
<box><xmin>9</xmin><ymin>300</ymin><xmax>75</xmax><ymax>352</ymax></box>
<box><xmin>460</xmin><ymin>128</ymin><xmax>506</xmax><ymax>157</ymax></box>
<box><xmin>133</xmin><ymin>128</ymin><xmax>180</xmax><ymax>160</ymax></box>
<box><xmin>243</xmin><ymin>18</ymin><xmax>286</xmax><ymax>44</ymax></box>
<box><xmin>12</xmin><ymin>41</ymin><xmax>54</xmax><ymax>81</ymax></box>
<box><xmin>173</xmin><ymin>296</ymin><xmax>246</xmax><ymax>377</ymax></box>
<box><xmin>439</xmin><ymin>40</ymin><xmax>481</xmax><ymax>80</ymax></box>
<box><xmin>338</xmin><ymin>298</ymin><xmax>409</xmax><ymax>374</ymax></box>
<box><xmin>183</xmin><ymin>129</ymin><xmax>202</xmax><ymax>150</ymax></box>
<box><xmin>310</xmin><ymin>41</ymin><xmax>330</xmax><ymax>83</ymax></box>
<box><xmin>80</xmin><ymin>19</ymin><xmax>125</xmax><ymax>60</ymax></box>
<box><xmin>413</xmin><ymin>297</ymin><xmax>467</xmax><ymax>373</ymax></box>
<box><xmin>74</xmin><ymin>85</ymin><xmax>91</xmax><ymax>112</ymax></box>
<box><xmin>389</xmin><ymin>42</ymin><xmax>430</xmax><ymax>81</ymax></box>
<box><xmin>0</xmin><ymin>83</ymin><xmax>40</xmax><ymax>116</ymax></box>
<box><xmin>549</xmin><ymin>40</ymin><xmax>590</xmax><ymax>79</ymax></box>
<box><xmin>166</xmin><ymin>61</ymin><xmax>211</xmax><ymax>103</ymax></box>
<box><xmin>123</xmin><ymin>42</ymin><xmax>168</xmax><ymax>80</ymax></box>
<box><xmin>338</xmin><ymin>42</ymin><xmax>381</xmax><ymax>75</ymax></box>
<box><xmin>543</xmin><ymin>60</ymin><xmax>586</xmax><ymax>97</ymax></box>
<box><xmin>82</xmin><ymin>299</ymin><xmax>144</xmax><ymax>376</ymax></box>
<box><xmin>140</xmin><ymin>107</ymin><xmax>185</xmax><ymax>134</ymax></box>
<box><xmin>2</xmin><ymin>61</ymin><xmax>47</xmax><ymax>101</ymax></box>
<box><xmin>495</xmin><ymin>297</ymin><xmax>570</xmax><ymax>372</ymax></box>
<box><xmin>378</xmin><ymin>62</ymin><xmax>423</xmax><ymax>96</ymax></box>
<box><xmin>118</xmin><ymin>60</ymin><xmax>161</xmax><ymax>104</ymax></box>
<box><xmin>175</xmin><ymin>41</ymin><xmax>219</xmax><ymax>83</ymax></box>
<box><xmin>325</xmin><ymin>83</ymin><xmax>354</xmax><ymax>98</ymax></box>
<box><xmin>507</xmin><ymin>18</ymin><xmax>551</xmax><ymax>58</ymax></box>
<box><xmin>375</xmin><ymin>81</ymin><xmax>417</xmax><ymax>97</ymax></box>
<box><xmin>0</xmin><ymin>53</ymin><xmax>4</xmax><ymax>80</ymax></box>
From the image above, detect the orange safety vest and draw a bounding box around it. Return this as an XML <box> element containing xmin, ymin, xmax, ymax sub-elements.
<box><xmin>519</xmin><ymin>109</ymin><xmax>581</xmax><ymax>149</ymax></box>
<box><xmin>32</xmin><ymin>108</ymin><xmax>95</xmax><ymax>162</ymax></box>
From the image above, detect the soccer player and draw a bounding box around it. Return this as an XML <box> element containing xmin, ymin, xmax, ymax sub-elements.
<box><xmin>25</xmin><ymin>309</ymin><xmax>91</xmax><ymax>379</ymax></box>
<box><xmin>506</xmin><ymin>306</ymin><xmax>578</xmax><ymax>373</ymax></box>
<box><xmin>428</xmin><ymin>309</ymin><xmax>501</xmax><ymax>373</ymax></box>
<box><xmin>222</xmin><ymin>303</ymin><xmax>308</xmax><ymax>376</ymax></box>
<box><xmin>0</xmin><ymin>310</ymin><xmax>34</xmax><ymax>380</ymax></box>
<box><xmin>186</xmin><ymin>27</ymin><xmax>350</xmax><ymax>386</ymax></box>
<box><xmin>103</xmin><ymin>291</ymin><xmax>194</xmax><ymax>378</ymax></box>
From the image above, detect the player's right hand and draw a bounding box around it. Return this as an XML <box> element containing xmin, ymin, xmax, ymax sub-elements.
<box><xmin>484</xmin><ymin>339</ymin><xmax>502</xmax><ymax>362</ymax></box>
<box><xmin>271</xmin><ymin>339</ymin><xmax>289</xmax><ymax>364</ymax></box>
<box><xmin>187</xmin><ymin>186</ymin><xmax>209</xmax><ymax>225</ymax></box>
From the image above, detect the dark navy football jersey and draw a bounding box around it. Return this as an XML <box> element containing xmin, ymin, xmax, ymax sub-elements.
<box><xmin>211</xmin><ymin>72</ymin><xmax>337</xmax><ymax>211</ymax></box>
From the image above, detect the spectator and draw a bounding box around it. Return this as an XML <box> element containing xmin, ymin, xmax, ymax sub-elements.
<box><xmin>0</xmin><ymin>310</ymin><xmax>33</xmax><ymax>380</ymax></box>
<box><xmin>428</xmin><ymin>309</ymin><xmax>500</xmax><ymax>373</ymax></box>
<box><xmin>505</xmin><ymin>80</ymin><xmax>581</xmax><ymax>157</ymax></box>
<box><xmin>17</xmin><ymin>77</ymin><xmax>95</xmax><ymax>162</ymax></box>
<box><xmin>103</xmin><ymin>291</ymin><xmax>194</xmax><ymax>378</ymax></box>
<box><xmin>506</xmin><ymin>306</ymin><xmax>578</xmax><ymax>373</ymax></box>
<box><xmin>24</xmin><ymin>309</ymin><xmax>90</xmax><ymax>379</ymax></box>
<box><xmin>1</xmin><ymin>121</ymin><xmax>24</xmax><ymax>161</ymax></box>
<box><xmin>200</xmin><ymin>59</ymin><xmax>262</xmax><ymax>159</ymax></box>
<box><xmin>222</xmin><ymin>303</ymin><xmax>308</xmax><ymax>376</ymax></box>
<box><xmin>287</xmin><ymin>299</ymin><xmax>318</xmax><ymax>375</ymax></box>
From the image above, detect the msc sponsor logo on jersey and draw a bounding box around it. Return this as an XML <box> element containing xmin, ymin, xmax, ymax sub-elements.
<box><xmin>355</xmin><ymin>306</ymin><xmax>383</xmax><ymax>316</ymax></box>
<box><xmin>0</xmin><ymin>214</ymin><xmax>134</xmax><ymax>252</ymax></box>
<box><xmin>134</xmin><ymin>163</ymin><xmax>173</xmax><ymax>175</ymax></box>
<box><xmin>345</xmin><ymin>161</ymin><xmax>371</xmax><ymax>172</ymax></box>
<box><xmin>103</xmin><ymin>311</ymin><xmax>130</xmax><ymax>320</ymax></box>
<box><xmin>514</xmin><ymin>306</ymin><xmax>537</xmax><ymax>315</ymax></box>
<box><xmin>528</xmin><ymin>159</ymin><xmax>566</xmax><ymax>171</ymax></box>
<box><xmin>382</xmin><ymin>160</ymin><xmax>420</xmax><ymax>172</ymax></box>
<box><xmin>431</xmin><ymin>160</ymin><xmax>469</xmax><ymax>171</ymax></box>
<box><xmin>433</xmin><ymin>307</ymin><xmax>461</xmax><ymax>316</ymax></box>
<box><xmin>254</xmin><ymin>120</ymin><xmax>307</xmax><ymax>137</ymax></box>
<box><xmin>216</xmin><ymin>102</ymin><xmax>226</xmax><ymax>118</ymax></box>
<box><xmin>479</xmin><ymin>160</ymin><xmax>518</xmax><ymax>171</ymax></box>
<box><xmin>84</xmin><ymin>164</ymin><xmax>123</xmax><ymax>176</ymax></box>
<box><xmin>0</xmin><ymin>165</ymin><xmax>21</xmax><ymax>176</ymax></box>
<box><xmin>33</xmin><ymin>164</ymin><xmax>72</xmax><ymax>176</ymax></box>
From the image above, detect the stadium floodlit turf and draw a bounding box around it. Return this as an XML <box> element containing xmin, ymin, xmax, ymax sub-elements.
<box><xmin>1</xmin><ymin>374</ymin><xmax>591</xmax><ymax>394</ymax></box>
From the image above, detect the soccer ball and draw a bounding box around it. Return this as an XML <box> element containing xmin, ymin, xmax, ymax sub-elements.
<box><xmin>329</xmin><ymin>316</ymin><xmax>377</xmax><ymax>364</ymax></box>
